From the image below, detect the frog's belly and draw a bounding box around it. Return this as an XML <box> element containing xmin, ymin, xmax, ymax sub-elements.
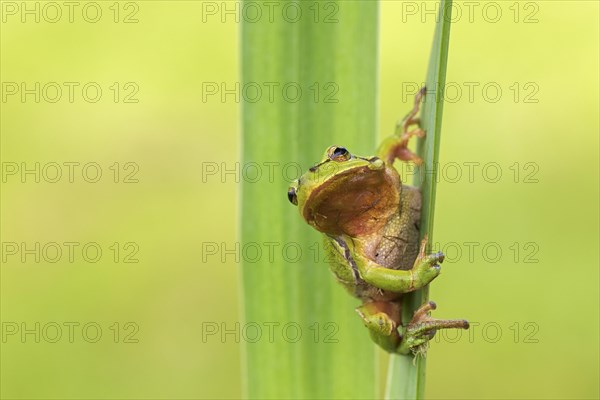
<box><xmin>326</xmin><ymin>250</ymin><xmax>410</xmax><ymax>302</ymax></box>
<box><xmin>324</xmin><ymin>185</ymin><xmax>421</xmax><ymax>301</ymax></box>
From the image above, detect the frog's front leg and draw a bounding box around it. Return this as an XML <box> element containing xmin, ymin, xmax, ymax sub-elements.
<box><xmin>377</xmin><ymin>86</ymin><xmax>426</xmax><ymax>165</ymax></box>
<box><xmin>357</xmin><ymin>235</ymin><xmax>443</xmax><ymax>293</ymax></box>
<box><xmin>397</xmin><ymin>301</ymin><xmax>469</xmax><ymax>356</ymax></box>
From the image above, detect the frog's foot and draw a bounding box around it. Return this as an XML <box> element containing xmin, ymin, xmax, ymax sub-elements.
<box><xmin>356</xmin><ymin>301</ymin><xmax>402</xmax><ymax>354</ymax></box>
<box><xmin>409</xmin><ymin>235</ymin><xmax>444</xmax><ymax>290</ymax></box>
<box><xmin>398</xmin><ymin>301</ymin><xmax>469</xmax><ymax>356</ymax></box>
<box><xmin>377</xmin><ymin>86</ymin><xmax>426</xmax><ymax>165</ymax></box>
<box><xmin>397</xmin><ymin>86</ymin><xmax>426</xmax><ymax>139</ymax></box>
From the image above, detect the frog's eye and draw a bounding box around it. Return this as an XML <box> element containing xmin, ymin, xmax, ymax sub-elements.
<box><xmin>287</xmin><ymin>186</ymin><xmax>298</xmax><ymax>206</ymax></box>
<box><xmin>327</xmin><ymin>146</ymin><xmax>351</xmax><ymax>162</ymax></box>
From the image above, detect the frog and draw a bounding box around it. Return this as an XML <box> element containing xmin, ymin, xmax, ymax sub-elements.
<box><xmin>287</xmin><ymin>88</ymin><xmax>468</xmax><ymax>355</ymax></box>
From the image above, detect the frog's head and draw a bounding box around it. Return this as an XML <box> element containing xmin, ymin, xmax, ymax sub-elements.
<box><xmin>288</xmin><ymin>146</ymin><xmax>401</xmax><ymax>237</ymax></box>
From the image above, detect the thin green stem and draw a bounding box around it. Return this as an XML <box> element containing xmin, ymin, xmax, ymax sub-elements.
<box><xmin>385</xmin><ymin>0</ymin><xmax>454</xmax><ymax>398</ymax></box>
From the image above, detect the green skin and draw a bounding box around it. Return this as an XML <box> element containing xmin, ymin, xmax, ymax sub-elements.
<box><xmin>288</xmin><ymin>89</ymin><xmax>468</xmax><ymax>355</ymax></box>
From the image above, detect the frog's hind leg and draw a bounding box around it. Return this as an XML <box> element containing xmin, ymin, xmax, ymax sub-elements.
<box><xmin>398</xmin><ymin>301</ymin><xmax>469</xmax><ymax>356</ymax></box>
<box><xmin>377</xmin><ymin>86</ymin><xmax>426</xmax><ymax>165</ymax></box>
<box><xmin>397</xmin><ymin>86</ymin><xmax>426</xmax><ymax>139</ymax></box>
<box><xmin>356</xmin><ymin>301</ymin><xmax>402</xmax><ymax>353</ymax></box>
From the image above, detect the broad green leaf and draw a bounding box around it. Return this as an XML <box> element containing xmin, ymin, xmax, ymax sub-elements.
<box><xmin>240</xmin><ymin>1</ymin><xmax>379</xmax><ymax>398</ymax></box>
<box><xmin>385</xmin><ymin>0</ymin><xmax>454</xmax><ymax>399</ymax></box>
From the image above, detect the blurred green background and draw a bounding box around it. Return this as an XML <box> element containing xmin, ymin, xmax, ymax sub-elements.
<box><xmin>1</xmin><ymin>1</ymin><xmax>598</xmax><ymax>399</ymax></box>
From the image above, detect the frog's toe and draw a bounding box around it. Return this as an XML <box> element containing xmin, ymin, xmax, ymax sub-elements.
<box><xmin>421</xmin><ymin>251</ymin><xmax>444</xmax><ymax>279</ymax></box>
<box><xmin>424</xmin><ymin>260</ymin><xmax>442</xmax><ymax>280</ymax></box>
<box><xmin>398</xmin><ymin>301</ymin><xmax>469</xmax><ymax>355</ymax></box>
<box><xmin>427</xmin><ymin>251</ymin><xmax>444</xmax><ymax>265</ymax></box>
<box><xmin>427</xmin><ymin>265</ymin><xmax>441</xmax><ymax>281</ymax></box>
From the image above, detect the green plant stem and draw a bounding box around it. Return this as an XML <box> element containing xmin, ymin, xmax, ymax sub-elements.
<box><xmin>240</xmin><ymin>1</ymin><xmax>380</xmax><ymax>398</ymax></box>
<box><xmin>384</xmin><ymin>0</ymin><xmax>454</xmax><ymax>399</ymax></box>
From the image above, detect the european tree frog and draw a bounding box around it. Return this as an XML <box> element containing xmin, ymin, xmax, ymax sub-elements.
<box><xmin>287</xmin><ymin>89</ymin><xmax>468</xmax><ymax>355</ymax></box>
